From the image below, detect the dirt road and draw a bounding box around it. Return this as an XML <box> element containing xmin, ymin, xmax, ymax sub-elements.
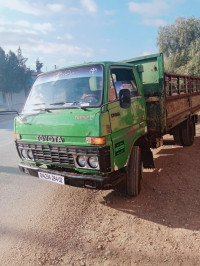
<box><xmin>0</xmin><ymin>119</ymin><xmax>200</xmax><ymax>266</ymax></box>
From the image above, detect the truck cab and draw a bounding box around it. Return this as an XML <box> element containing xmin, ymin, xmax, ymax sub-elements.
<box><xmin>14</xmin><ymin>61</ymin><xmax>147</xmax><ymax>195</ymax></box>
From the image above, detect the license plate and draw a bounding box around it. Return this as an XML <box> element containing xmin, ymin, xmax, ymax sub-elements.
<box><xmin>38</xmin><ymin>172</ymin><xmax>65</xmax><ymax>185</ymax></box>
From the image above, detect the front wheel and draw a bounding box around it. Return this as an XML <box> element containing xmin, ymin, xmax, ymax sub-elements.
<box><xmin>126</xmin><ymin>146</ymin><xmax>142</xmax><ymax>197</ymax></box>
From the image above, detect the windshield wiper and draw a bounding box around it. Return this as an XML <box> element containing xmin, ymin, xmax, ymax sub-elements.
<box><xmin>32</xmin><ymin>101</ymin><xmax>88</xmax><ymax>112</ymax></box>
<box><xmin>32</xmin><ymin>103</ymin><xmax>46</xmax><ymax>106</ymax></box>
<box><xmin>33</xmin><ymin>107</ymin><xmax>51</xmax><ymax>113</ymax></box>
<box><xmin>49</xmin><ymin>101</ymin><xmax>79</xmax><ymax>106</ymax></box>
<box><xmin>49</xmin><ymin>101</ymin><xmax>87</xmax><ymax>111</ymax></box>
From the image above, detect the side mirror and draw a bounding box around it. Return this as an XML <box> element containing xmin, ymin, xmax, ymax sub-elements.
<box><xmin>119</xmin><ymin>89</ymin><xmax>131</xmax><ymax>109</ymax></box>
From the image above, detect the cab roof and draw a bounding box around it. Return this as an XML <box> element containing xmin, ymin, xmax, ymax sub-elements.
<box><xmin>38</xmin><ymin>61</ymin><xmax>135</xmax><ymax>77</ymax></box>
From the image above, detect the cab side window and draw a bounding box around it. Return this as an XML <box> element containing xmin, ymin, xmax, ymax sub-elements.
<box><xmin>109</xmin><ymin>74</ymin><xmax>117</xmax><ymax>101</ymax></box>
<box><xmin>111</xmin><ymin>68</ymin><xmax>139</xmax><ymax>98</ymax></box>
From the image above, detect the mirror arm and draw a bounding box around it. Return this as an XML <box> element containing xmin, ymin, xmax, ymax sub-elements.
<box><xmin>100</xmin><ymin>99</ymin><xmax>119</xmax><ymax>113</ymax></box>
<box><xmin>0</xmin><ymin>110</ymin><xmax>19</xmax><ymax>116</ymax></box>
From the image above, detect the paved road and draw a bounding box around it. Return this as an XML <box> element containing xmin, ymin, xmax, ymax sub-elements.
<box><xmin>0</xmin><ymin>118</ymin><xmax>62</xmax><ymax>264</ymax></box>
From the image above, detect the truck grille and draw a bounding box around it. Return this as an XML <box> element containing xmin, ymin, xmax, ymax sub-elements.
<box><xmin>17</xmin><ymin>143</ymin><xmax>76</xmax><ymax>166</ymax></box>
<box><xmin>16</xmin><ymin>142</ymin><xmax>99</xmax><ymax>167</ymax></box>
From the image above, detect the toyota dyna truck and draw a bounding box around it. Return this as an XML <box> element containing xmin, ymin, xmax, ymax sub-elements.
<box><xmin>11</xmin><ymin>53</ymin><xmax>200</xmax><ymax>196</ymax></box>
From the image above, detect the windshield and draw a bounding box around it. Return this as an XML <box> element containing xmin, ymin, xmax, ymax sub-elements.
<box><xmin>23</xmin><ymin>64</ymin><xmax>103</xmax><ymax>113</ymax></box>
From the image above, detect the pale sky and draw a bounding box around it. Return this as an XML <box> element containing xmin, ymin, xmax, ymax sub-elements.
<box><xmin>0</xmin><ymin>0</ymin><xmax>199</xmax><ymax>71</ymax></box>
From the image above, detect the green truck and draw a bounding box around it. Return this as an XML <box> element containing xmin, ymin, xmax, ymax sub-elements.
<box><xmin>12</xmin><ymin>53</ymin><xmax>200</xmax><ymax>196</ymax></box>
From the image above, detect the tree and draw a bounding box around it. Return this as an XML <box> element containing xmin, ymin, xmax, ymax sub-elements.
<box><xmin>0</xmin><ymin>47</ymin><xmax>32</xmax><ymax>109</ymax></box>
<box><xmin>17</xmin><ymin>46</ymin><xmax>28</xmax><ymax>67</ymax></box>
<box><xmin>181</xmin><ymin>39</ymin><xmax>200</xmax><ymax>76</ymax></box>
<box><xmin>4</xmin><ymin>51</ymin><xmax>23</xmax><ymax>108</ymax></box>
<box><xmin>157</xmin><ymin>17</ymin><xmax>200</xmax><ymax>76</ymax></box>
<box><xmin>36</xmin><ymin>58</ymin><xmax>43</xmax><ymax>73</ymax></box>
<box><xmin>0</xmin><ymin>47</ymin><xmax>7</xmax><ymax>103</ymax></box>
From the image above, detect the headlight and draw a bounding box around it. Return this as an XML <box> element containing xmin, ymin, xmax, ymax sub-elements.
<box><xmin>21</xmin><ymin>149</ymin><xmax>28</xmax><ymax>159</ymax></box>
<box><xmin>77</xmin><ymin>155</ymin><xmax>86</xmax><ymax>167</ymax></box>
<box><xmin>88</xmin><ymin>156</ymin><xmax>99</xmax><ymax>168</ymax></box>
<box><xmin>21</xmin><ymin>149</ymin><xmax>34</xmax><ymax>160</ymax></box>
<box><xmin>27</xmin><ymin>150</ymin><xmax>34</xmax><ymax>160</ymax></box>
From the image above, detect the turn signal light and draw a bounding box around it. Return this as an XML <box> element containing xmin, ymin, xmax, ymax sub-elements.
<box><xmin>13</xmin><ymin>133</ymin><xmax>21</xmax><ymax>140</ymax></box>
<box><xmin>86</xmin><ymin>136</ymin><xmax>106</xmax><ymax>145</ymax></box>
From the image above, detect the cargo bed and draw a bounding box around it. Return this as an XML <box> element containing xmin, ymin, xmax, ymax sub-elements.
<box><xmin>123</xmin><ymin>53</ymin><xmax>200</xmax><ymax>137</ymax></box>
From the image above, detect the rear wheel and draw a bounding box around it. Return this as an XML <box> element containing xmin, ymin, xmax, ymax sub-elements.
<box><xmin>181</xmin><ymin>119</ymin><xmax>194</xmax><ymax>146</ymax></box>
<box><xmin>126</xmin><ymin>146</ymin><xmax>142</xmax><ymax>197</ymax></box>
<box><xmin>173</xmin><ymin>126</ymin><xmax>184</xmax><ymax>146</ymax></box>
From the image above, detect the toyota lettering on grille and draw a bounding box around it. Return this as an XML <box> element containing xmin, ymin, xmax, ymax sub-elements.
<box><xmin>36</xmin><ymin>135</ymin><xmax>64</xmax><ymax>143</ymax></box>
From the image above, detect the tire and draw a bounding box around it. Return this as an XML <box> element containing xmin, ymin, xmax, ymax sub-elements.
<box><xmin>126</xmin><ymin>146</ymin><xmax>142</xmax><ymax>197</ymax></box>
<box><xmin>181</xmin><ymin>119</ymin><xmax>194</xmax><ymax>146</ymax></box>
<box><xmin>173</xmin><ymin>126</ymin><xmax>184</xmax><ymax>146</ymax></box>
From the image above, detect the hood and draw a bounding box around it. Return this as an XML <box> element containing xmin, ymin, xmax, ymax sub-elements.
<box><xmin>15</xmin><ymin>108</ymin><xmax>101</xmax><ymax>141</ymax></box>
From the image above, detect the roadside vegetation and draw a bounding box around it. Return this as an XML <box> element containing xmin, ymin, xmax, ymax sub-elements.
<box><xmin>158</xmin><ymin>17</ymin><xmax>200</xmax><ymax>76</ymax></box>
<box><xmin>0</xmin><ymin>47</ymin><xmax>43</xmax><ymax>109</ymax></box>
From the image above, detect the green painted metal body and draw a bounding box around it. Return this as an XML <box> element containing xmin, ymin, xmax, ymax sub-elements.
<box><xmin>14</xmin><ymin>61</ymin><xmax>147</xmax><ymax>176</ymax></box>
<box><xmin>14</xmin><ymin>60</ymin><xmax>148</xmax><ymax>176</ymax></box>
<box><xmin>124</xmin><ymin>53</ymin><xmax>200</xmax><ymax>136</ymax></box>
<box><xmin>123</xmin><ymin>53</ymin><xmax>166</xmax><ymax>135</ymax></box>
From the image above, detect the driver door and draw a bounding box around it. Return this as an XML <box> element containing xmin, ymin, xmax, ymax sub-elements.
<box><xmin>108</xmin><ymin>67</ymin><xmax>146</xmax><ymax>168</ymax></box>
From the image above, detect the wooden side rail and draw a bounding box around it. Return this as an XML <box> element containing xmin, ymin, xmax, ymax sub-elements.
<box><xmin>164</xmin><ymin>73</ymin><xmax>200</xmax><ymax>96</ymax></box>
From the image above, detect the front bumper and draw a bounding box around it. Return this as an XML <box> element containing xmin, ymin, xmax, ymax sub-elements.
<box><xmin>19</xmin><ymin>162</ymin><xmax>125</xmax><ymax>189</ymax></box>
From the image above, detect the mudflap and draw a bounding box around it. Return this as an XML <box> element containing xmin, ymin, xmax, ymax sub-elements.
<box><xmin>141</xmin><ymin>147</ymin><xmax>155</xmax><ymax>169</ymax></box>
